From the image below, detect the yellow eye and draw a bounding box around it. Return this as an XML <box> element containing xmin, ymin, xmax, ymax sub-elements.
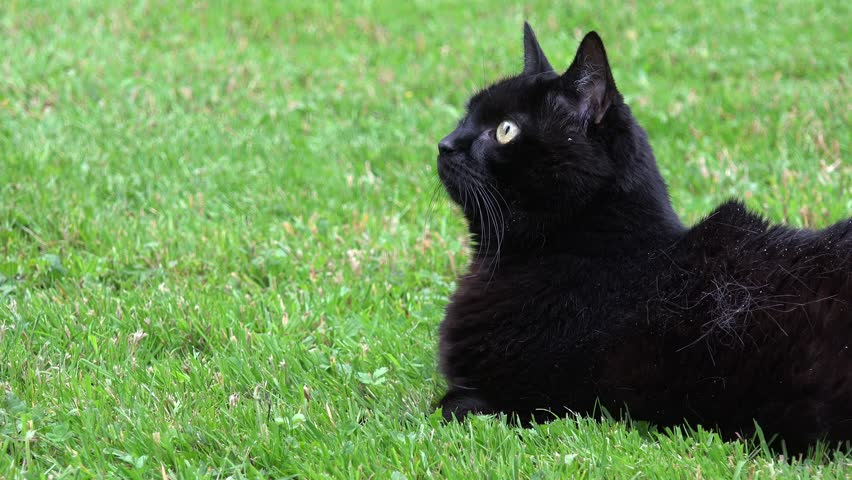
<box><xmin>495</xmin><ymin>120</ymin><xmax>519</xmax><ymax>144</ymax></box>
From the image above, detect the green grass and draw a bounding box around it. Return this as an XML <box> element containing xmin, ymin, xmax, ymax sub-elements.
<box><xmin>1</xmin><ymin>0</ymin><xmax>850</xmax><ymax>477</ymax></box>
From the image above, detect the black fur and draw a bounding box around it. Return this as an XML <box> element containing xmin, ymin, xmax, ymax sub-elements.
<box><xmin>435</xmin><ymin>23</ymin><xmax>852</xmax><ymax>453</ymax></box>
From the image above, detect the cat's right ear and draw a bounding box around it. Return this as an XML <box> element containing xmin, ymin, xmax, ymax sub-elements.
<box><xmin>562</xmin><ymin>31</ymin><xmax>617</xmax><ymax>126</ymax></box>
<box><xmin>523</xmin><ymin>22</ymin><xmax>554</xmax><ymax>76</ymax></box>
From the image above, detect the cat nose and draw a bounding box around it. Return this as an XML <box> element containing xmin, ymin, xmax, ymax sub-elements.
<box><xmin>438</xmin><ymin>137</ymin><xmax>456</xmax><ymax>154</ymax></box>
<box><xmin>438</xmin><ymin>134</ymin><xmax>458</xmax><ymax>154</ymax></box>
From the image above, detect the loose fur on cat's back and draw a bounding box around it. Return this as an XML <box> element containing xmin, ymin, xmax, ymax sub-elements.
<box><xmin>434</xmin><ymin>22</ymin><xmax>851</xmax><ymax>453</ymax></box>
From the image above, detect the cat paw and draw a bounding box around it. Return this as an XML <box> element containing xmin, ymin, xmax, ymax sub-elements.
<box><xmin>438</xmin><ymin>390</ymin><xmax>493</xmax><ymax>421</ymax></box>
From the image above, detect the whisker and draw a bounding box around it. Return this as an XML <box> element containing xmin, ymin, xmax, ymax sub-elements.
<box><xmin>471</xmin><ymin>183</ymin><xmax>488</xmax><ymax>259</ymax></box>
<box><xmin>480</xmin><ymin>182</ymin><xmax>506</xmax><ymax>280</ymax></box>
<box><xmin>424</xmin><ymin>178</ymin><xmax>446</xmax><ymax>227</ymax></box>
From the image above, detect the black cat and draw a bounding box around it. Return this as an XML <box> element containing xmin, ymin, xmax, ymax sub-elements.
<box><xmin>435</xmin><ymin>23</ymin><xmax>851</xmax><ymax>453</ymax></box>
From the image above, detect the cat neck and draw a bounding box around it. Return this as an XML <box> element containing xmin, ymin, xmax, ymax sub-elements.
<box><xmin>470</xmin><ymin>119</ymin><xmax>685</xmax><ymax>259</ymax></box>
<box><xmin>469</xmin><ymin>192</ymin><xmax>684</xmax><ymax>260</ymax></box>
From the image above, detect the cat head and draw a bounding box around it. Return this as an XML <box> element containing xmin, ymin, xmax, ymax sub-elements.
<box><xmin>437</xmin><ymin>23</ymin><xmax>668</xmax><ymax>252</ymax></box>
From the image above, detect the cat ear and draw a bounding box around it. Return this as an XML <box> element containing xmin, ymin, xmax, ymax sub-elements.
<box><xmin>523</xmin><ymin>22</ymin><xmax>554</xmax><ymax>76</ymax></box>
<box><xmin>563</xmin><ymin>31</ymin><xmax>617</xmax><ymax>125</ymax></box>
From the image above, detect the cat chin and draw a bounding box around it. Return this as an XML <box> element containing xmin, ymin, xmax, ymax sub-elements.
<box><xmin>437</xmin><ymin>156</ymin><xmax>474</xmax><ymax>203</ymax></box>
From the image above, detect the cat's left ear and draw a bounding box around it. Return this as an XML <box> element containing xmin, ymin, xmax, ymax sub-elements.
<box><xmin>563</xmin><ymin>31</ymin><xmax>617</xmax><ymax>125</ymax></box>
<box><xmin>523</xmin><ymin>22</ymin><xmax>554</xmax><ymax>76</ymax></box>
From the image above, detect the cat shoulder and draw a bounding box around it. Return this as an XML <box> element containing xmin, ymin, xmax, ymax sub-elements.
<box><xmin>823</xmin><ymin>216</ymin><xmax>852</xmax><ymax>242</ymax></box>
<box><xmin>684</xmin><ymin>199</ymin><xmax>851</xmax><ymax>254</ymax></box>
<box><xmin>685</xmin><ymin>199</ymin><xmax>770</xmax><ymax>244</ymax></box>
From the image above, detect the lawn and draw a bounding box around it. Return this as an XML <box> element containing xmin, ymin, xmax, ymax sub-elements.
<box><xmin>1</xmin><ymin>1</ymin><xmax>850</xmax><ymax>478</ymax></box>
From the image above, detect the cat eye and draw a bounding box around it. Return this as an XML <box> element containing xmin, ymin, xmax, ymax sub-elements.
<box><xmin>495</xmin><ymin>120</ymin><xmax>519</xmax><ymax>144</ymax></box>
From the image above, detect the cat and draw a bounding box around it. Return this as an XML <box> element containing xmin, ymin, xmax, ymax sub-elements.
<box><xmin>435</xmin><ymin>22</ymin><xmax>851</xmax><ymax>453</ymax></box>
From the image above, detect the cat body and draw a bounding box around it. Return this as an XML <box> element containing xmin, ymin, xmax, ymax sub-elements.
<box><xmin>436</xmin><ymin>23</ymin><xmax>852</xmax><ymax>451</ymax></box>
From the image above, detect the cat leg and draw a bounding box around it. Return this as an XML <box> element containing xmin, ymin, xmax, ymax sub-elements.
<box><xmin>438</xmin><ymin>389</ymin><xmax>493</xmax><ymax>421</ymax></box>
